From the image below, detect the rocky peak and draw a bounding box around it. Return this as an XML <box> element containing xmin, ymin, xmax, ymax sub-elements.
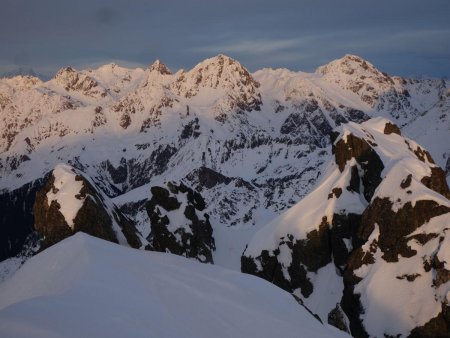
<box><xmin>189</xmin><ymin>54</ymin><xmax>259</xmax><ymax>90</ymax></box>
<box><xmin>148</xmin><ymin>59</ymin><xmax>172</xmax><ymax>75</ymax></box>
<box><xmin>317</xmin><ymin>54</ymin><xmax>385</xmax><ymax>78</ymax></box>
<box><xmin>2</xmin><ymin>75</ymin><xmax>42</xmax><ymax>90</ymax></box>
<box><xmin>54</xmin><ymin>66</ymin><xmax>106</xmax><ymax>98</ymax></box>
<box><xmin>33</xmin><ymin>164</ymin><xmax>141</xmax><ymax>249</ymax></box>
<box><xmin>171</xmin><ymin>54</ymin><xmax>262</xmax><ymax>112</ymax></box>
<box><xmin>317</xmin><ymin>55</ymin><xmax>397</xmax><ymax>107</ymax></box>
<box><xmin>242</xmin><ymin>117</ymin><xmax>450</xmax><ymax>337</ymax></box>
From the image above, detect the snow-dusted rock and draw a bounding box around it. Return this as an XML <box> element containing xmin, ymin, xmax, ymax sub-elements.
<box><xmin>53</xmin><ymin>67</ymin><xmax>108</xmax><ymax>98</ymax></box>
<box><xmin>242</xmin><ymin>118</ymin><xmax>450</xmax><ymax>337</ymax></box>
<box><xmin>171</xmin><ymin>54</ymin><xmax>262</xmax><ymax>114</ymax></box>
<box><xmin>146</xmin><ymin>181</ymin><xmax>215</xmax><ymax>263</ymax></box>
<box><xmin>33</xmin><ymin>164</ymin><xmax>141</xmax><ymax>249</ymax></box>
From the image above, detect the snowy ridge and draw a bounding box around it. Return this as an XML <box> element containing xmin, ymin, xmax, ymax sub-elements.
<box><xmin>0</xmin><ymin>233</ymin><xmax>348</xmax><ymax>338</ymax></box>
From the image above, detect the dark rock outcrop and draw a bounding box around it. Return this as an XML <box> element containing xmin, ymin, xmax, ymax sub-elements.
<box><xmin>0</xmin><ymin>175</ymin><xmax>48</xmax><ymax>261</ymax></box>
<box><xmin>185</xmin><ymin>166</ymin><xmax>231</xmax><ymax>190</ymax></box>
<box><xmin>33</xmin><ymin>165</ymin><xmax>141</xmax><ymax>249</ymax></box>
<box><xmin>145</xmin><ymin>182</ymin><xmax>215</xmax><ymax>263</ymax></box>
<box><xmin>333</xmin><ymin>133</ymin><xmax>384</xmax><ymax>201</ymax></box>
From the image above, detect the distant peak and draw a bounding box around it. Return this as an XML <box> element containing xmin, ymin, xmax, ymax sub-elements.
<box><xmin>316</xmin><ymin>54</ymin><xmax>380</xmax><ymax>76</ymax></box>
<box><xmin>199</xmin><ymin>54</ymin><xmax>237</xmax><ymax>67</ymax></box>
<box><xmin>213</xmin><ymin>53</ymin><xmax>232</xmax><ymax>61</ymax></box>
<box><xmin>149</xmin><ymin>60</ymin><xmax>171</xmax><ymax>75</ymax></box>
<box><xmin>341</xmin><ymin>54</ymin><xmax>367</xmax><ymax>62</ymax></box>
<box><xmin>1</xmin><ymin>67</ymin><xmax>48</xmax><ymax>81</ymax></box>
<box><xmin>99</xmin><ymin>62</ymin><xmax>118</xmax><ymax>70</ymax></box>
<box><xmin>54</xmin><ymin>66</ymin><xmax>77</xmax><ymax>79</ymax></box>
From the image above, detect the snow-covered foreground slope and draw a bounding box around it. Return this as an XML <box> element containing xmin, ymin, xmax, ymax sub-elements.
<box><xmin>0</xmin><ymin>233</ymin><xmax>347</xmax><ymax>338</ymax></box>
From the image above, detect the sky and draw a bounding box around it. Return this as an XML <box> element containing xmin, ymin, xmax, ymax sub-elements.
<box><xmin>0</xmin><ymin>0</ymin><xmax>449</xmax><ymax>78</ymax></box>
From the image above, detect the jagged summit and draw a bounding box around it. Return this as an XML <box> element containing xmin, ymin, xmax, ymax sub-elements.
<box><xmin>0</xmin><ymin>74</ymin><xmax>42</xmax><ymax>90</ymax></box>
<box><xmin>170</xmin><ymin>53</ymin><xmax>262</xmax><ymax>111</ymax></box>
<box><xmin>52</xmin><ymin>66</ymin><xmax>107</xmax><ymax>98</ymax></box>
<box><xmin>148</xmin><ymin>59</ymin><xmax>172</xmax><ymax>75</ymax></box>
<box><xmin>314</xmin><ymin>54</ymin><xmax>412</xmax><ymax>112</ymax></box>
<box><xmin>54</xmin><ymin>66</ymin><xmax>77</xmax><ymax>78</ymax></box>
<box><xmin>316</xmin><ymin>54</ymin><xmax>383</xmax><ymax>76</ymax></box>
<box><xmin>184</xmin><ymin>53</ymin><xmax>259</xmax><ymax>90</ymax></box>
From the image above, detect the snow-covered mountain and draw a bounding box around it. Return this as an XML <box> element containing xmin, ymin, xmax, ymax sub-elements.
<box><xmin>242</xmin><ymin>118</ymin><xmax>450</xmax><ymax>337</ymax></box>
<box><xmin>0</xmin><ymin>233</ymin><xmax>348</xmax><ymax>338</ymax></box>
<box><xmin>0</xmin><ymin>54</ymin><xmax>449</xmax><ymax>337</ymax></box>
<box><xmin>1</xmin><ymin>54</ymin><xmax>448</xmax><ymax>268</ymax></box>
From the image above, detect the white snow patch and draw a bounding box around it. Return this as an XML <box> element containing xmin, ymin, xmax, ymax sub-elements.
<box><xmin>46</xmin><ymin>164</ymin><xmax>84</xmax><ymax>228</ymax></box>
<box><xmin>300</xmin><ymin>263</ymin><xmax>344</xmax><ymax>321</ymax></box>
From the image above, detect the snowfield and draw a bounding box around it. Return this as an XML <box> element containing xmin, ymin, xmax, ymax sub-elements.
<box><xmin>0</xmin><ymin>233</ymin><xmax>348</xmax><ymax>338</ymax></box>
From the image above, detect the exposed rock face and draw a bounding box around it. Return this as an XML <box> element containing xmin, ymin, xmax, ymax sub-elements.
<box><xmin>184</xmin><ymin>167</ymin><xmax>258</xmax><ymax>226</ymax></box>
<box><xmin>171</xmin><ymin>54</ymin><xmax>262</xmax><ymax>113</ymax></box>
<box><xmin>185</xmin><ymin>166</ymin><xmax>231</xmax><ymax>189</ymax></box>
<box><xmin>328</xmin><ymin>304</ymin><xmax>350</xmax><ymax>333</ymax></box>
<box><xmin>33</xmin><ymin>164</ymin><xmax>141</xmax><ymax>249</ymax></box>
<box><xmin>0</xmin><ymin>175</ymin><xmax>48</xmax><ymax>261</ymax></box>
<box><xmin>146</xmin><ymin>181</ymin><xmax>215</xmax><ymax>263</ymax></box>
<box><xmin>333</xmin><ymin>133</ymin><xmax>384</xmax><ymax>201</ymax></box>
<box><xmin>242</xmin><ymin>118</ymin><xmax>450</xmax><ymax>338</ymax></box>
<box><xmin>384</xmin><ymin>121</ymin><xmax>401</xmax><ymax>135</ymax></box>
<box><xmin>148</xmin><ymin>60</ymin><xmax>172</xmax><ymax>75</ymax></box>
<box><xmin>317</xmin><ymin>55</ymin><xmax>416</xmax><ymax>122</ymax></box>
<box><xmin>54</xmin><ymin>67</ymin><xmax>107</xmax><ymax>98</ymax></box>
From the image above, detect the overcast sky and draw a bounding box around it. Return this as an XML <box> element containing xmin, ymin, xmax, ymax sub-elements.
<box><xmin>1</xmin><ymin>0</ymin><xmax>449</xmax><ymax>78</ymax></box>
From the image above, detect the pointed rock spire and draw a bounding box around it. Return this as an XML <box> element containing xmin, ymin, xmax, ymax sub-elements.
<box><xmin>148</xmin><ymin>60</ymin><xmax>172</xmax><ymax>75</ymax></box>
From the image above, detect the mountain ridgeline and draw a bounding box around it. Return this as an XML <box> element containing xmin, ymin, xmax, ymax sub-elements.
<box><xmin>0</xmin><ymin>54</ymin><xmax>449</xmax><ymax>337</ymax></box>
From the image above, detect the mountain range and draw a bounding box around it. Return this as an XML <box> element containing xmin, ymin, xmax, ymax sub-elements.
<box><xmin>0</xmin><ymin>54</ymin><xmax>449</xmax><ymax>337</ymax></box>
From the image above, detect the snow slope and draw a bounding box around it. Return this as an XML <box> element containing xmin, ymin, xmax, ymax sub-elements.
<box><xmin>0</xmin><ymin>233</ymin><xmax>348</xmax><ymax>338</ymax></box>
